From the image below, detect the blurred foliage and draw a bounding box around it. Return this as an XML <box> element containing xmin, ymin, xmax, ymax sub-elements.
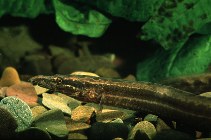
<box><xmin>137</xmin><ymin>35</ymin><xmax>211</xmax><ymax>82</ymax></box>
<box><xmin>0</xmin><ymin>0</ymin><xmax>211</xmax><ymax>81</ymax></box>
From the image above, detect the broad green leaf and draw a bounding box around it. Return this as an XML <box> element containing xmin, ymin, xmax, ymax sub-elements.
<box><xmin>0</xmin><ymin>0</ymin><xmax>52</xmax><ymax>18</ymax></box>
<box><xmin>53</xmin><ymin>0</ymin><xmax>111</xmax><ymax>37</ymax></box>
<box><xmin>137</xmin><ymin>35</ymin><xmax>211</xmax><ymax>82</ymax></box>
<box><xmin>74</xmin><ymin>0</ymin><xmax>164</xmax><ymax>22</ymax></box>
<box><xmin>140</xmin><ymin>0</ymin><xmax>211</xmax><ymax>50</ymax></box>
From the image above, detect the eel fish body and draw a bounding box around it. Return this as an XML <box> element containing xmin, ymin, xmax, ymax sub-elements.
<box><xmin>30</xmin><ymin>74</ymin><xmax>211</xmax><ymax>131</ymax></box>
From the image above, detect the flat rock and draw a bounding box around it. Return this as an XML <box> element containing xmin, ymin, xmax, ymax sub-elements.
<box><xmin>32</xmin><ymin>109</ymin><xmax>69</xmax><ymax>138</ymax></box>
<box><xmin>31</xmin><ymin>105</ymin><xmax>48</xmax><ymax>118</ymax></box>
<box><xmin>88</xmin><ymin>122</ymin><xmax>129</xmax><ymax>140</ymax></box>
<box><xmin>6</xmin><ymin>81</ymin><xmax>38</xmax><ymax>106</ymax></box>
<box><xmin>16</xmin><ymin>127</ymin><xmax>51</xmax><ymax>140</ymax></box>
<box><xmin>66</xmin><ymin>120</ymin><xmax>91</xmax><ymax>132</ymax></box>
<box><xmin>42</xmin><ymin>93</ymin><xmax>72</xmax><ymax>115</ymax></box>
<box><xmin>68</xmin><ymin>132</ymin><xmax>88</xmax><ymax>140</ymax></box>
<box><xmin>155</xmin><ymin>118</ymin><xmax>171</xmax><ymax>132</ymax></box>
<box><xmin>153</xmin><ymin>129</ymin><xmax>194</xmax><ymax>140</ymax></box>
<box><xmin>0</xmin><ymin>96</ymin><xmax>32</xmax><ymax>132</ymax></box>
<box><xmin>71</xmin><ymin>105</ymin><xmax>95</xmax><ymax>123</ymax></box>
<box><xmin>0</xmin><ymin>87</ymin><xmax>7</xmax><ymax>98</ymax></box>
<box><xmin>128</xmin><ymin>121</ymin><xmax>157</xmax><ymax>140</ymax></box>
<box><xmin>58</xmin><ymin>93</ymin><xmax>81</xmax><ymax>109</ymax></box>
<box><xmin>0</xmin><ymin>67</ymin><xmax>21</xmax><ymax>87</ymax></box>
<box><xmin>96</xmin><ymin>109</ymin><xmax>124</xmax><ymax>123</ymax></box>
<box><xmin>34</xmin><ymin>85</ymin><xmax>49</xmax><ymax>95</ymax></box>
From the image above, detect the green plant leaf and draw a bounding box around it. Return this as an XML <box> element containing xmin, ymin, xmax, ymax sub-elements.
<box><xmin>0</xmin><ymin>0</ymin><xmax>52</xmax><ymax>18</ymax></box>
<box><xmin>53</xmin><ymin>0</ymin><xmax>111</xmax><ymax>37</ymax></box>
<box><xmin>74</xmin><ymin>0</ymin><xmax>164</xmax><ymax>22</ymax></box>
<box><xmin>140</xmin><ymin>0</ymin><xmax>211</xmax><ymax>50</ymax></box>
<box><xmin>137</xmin><ymin>35</ymin><xmax>211</xmax><ymax>82</ymax></box>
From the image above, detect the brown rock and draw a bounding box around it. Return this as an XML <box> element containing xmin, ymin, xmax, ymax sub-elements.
<box><xmin>0</xmin><ymin>67</ymin><xmax>21</xmax><ymax>87</ymax></box>
<box><xmin>71</xmin><ymin>105</ymin><xmax>95</xmax><ymax>123</ymax></box>
<box><xmin>66</xmin><ymin>120</ymin><xmax>91</xmax><ymax>132</ymax></box>
<box><xmin>42</xmin><ymin>93</ymin><xmax>72</xmax><ymax>115</ymax></box>
<box><xmin>95</xmin><ymin>67</ymin><xmax>120</xmax><ymax>78</ymax></box>
<box><xmin>31</xmin><ymin>105</ymin><xmax>48</xmax><ymax>118</ymax></box>
<box><xmin>0</xmin><ymin>87</ymin><xmax>7</xmax><ymax>98</ymax></box>
<box><xmin>6</xmin><ymin>81</ymin><xmax>38</xmax><ymax>106</ymax></box>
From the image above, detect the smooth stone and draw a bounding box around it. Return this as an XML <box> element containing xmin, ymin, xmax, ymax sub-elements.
<box><xmin>71</xmin><ymin>105</ymin><xmax>95</xmax><ymax>123</ymax></box>
<box><xmin>32</xmin><ymin>109</ymin><xmax>69</xmax><ymax>138</ymax></box>
<box><xmin>0</xmin><ymin>87</ymin><xmax>7</xmax><ymax>98</ymax></box>
<box><xmin>86</xmin><ymin>103</ymin><xmax>135</xmax><ymax>120</ymax></box>
<box><xmin>31</xmin><ymin>105</ymin><xmax>48</xmax><ymax>118</ymax></box>
<box><xmin>66</xmin><ymin>120</ymin><xmax>91</xmax><ymax>132</ymax></box>
<box><xmin>128</xmin><ymin>121</ymin><xmax>156</xmax><ymax>140</ymax></box>
<box><xmin>96</xmin><ymin>109</ymin><xmax>124</xmax><ymax>123</ymax></box>
<box><xmin>0</xmin><ymin>106</ymin><xmax>18</xmax><ymax>139</ymax></box>
<box><xmin>110</xmin><ymin>118</ymin><xmax>124</xmax><ymax>123</ymax></box>
<box><xmin>16</xmin><ymin>127</ymin><xmax>51</xmax><ymax>140</ymax></box>
<box><xmin>34</xmin><ymin>85</ymin><xmax>49</xmax><ymax>95</ymax></box>
<box><xmin>68</xmin><ymin>132</ymin><xmax>88</xmax><ymax>140</ymax></box>
<box><xmin>123</xmin><ymin>74</ymin><xmax>136</xmax><ymax>81</ymax></box>
<box><xmin>58</xmin><ymin>93</ymin><xmax>81</xmax><ymax>109</ymax></box>
<box><xmin>88</xmin><ymin>122</ymin><xmax>129</xmax><ymax>140</ymax></box>
<box><xmin>199</xmin><ymin>92</ymin><xmax>211</xmax><ymax>98</ymax></box>
<box><xmin>42</xmin><ymin>93</ymin><xmax>72</xmax><ymax>115</ymax></box>
<box><xmin>0</xmin><ymin>96</ymin><xmax>32</xmax><ymax>132</ymax></box>
<box><xmin>155</xmin><ymin>118</ymin><xmax>171</xmax><ymax>132</ymax></box>
<box><xmin>144</xmin><ymin>114</ymin><xmax>158</xmax><ymax>122</ymax></box>
<box><xmin>70</xmin><ymin>71</ymin><xmax>99</xmax><ymax>77</ymax></box>
<box><xmin>65</xmin><ymin>115</ymin><xmax>90</xmax><ymax>132</ymax></box>
<box><xmin>153</xmin><ymin>129</ymin><xmax>194</xmax><ymax>140</ymax></box>
<box><xmin>95</xmin><ymin>67</ymin><xmax>120</xmax><ymax>78</ymax></box>
<box><xmin>6</xmin><ymin>81</ymin><xmax>38</xmax><ymax>106</ymax></box>
<box><xmin>0</xmin><ymin>67</ymin><xmax>21</xmax><ymax>87</ymax></box>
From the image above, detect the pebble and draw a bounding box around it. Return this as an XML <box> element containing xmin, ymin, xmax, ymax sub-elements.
<box><xmin>95</xmin><ymin>67</ymin><xmax>120</xmax><ymax>78</ymax></box>
<box><xmin>71</xmin><ymin>71</ymin><xmax>99</xmax><ymax>77</ymax></box>
<box><xmin>123</xmin><ymin>74</ymin><xmax>136</xmax><ymax>81</ymax></box>
<box><xmin>96</xmin><ymin>109</ymin><xmax>124</xmax><ymax>123</ymax></box>
<box><xmin>0</xmin><ymin>96</ymin><xmax>33</xmax><ymax>132</ymax></box>
<box><xmin>58</xmin><ymin>93</ymin><xmax>81</xmax><ymax>109</ymax></box>
<box><xmin>0</xmin><ymin>66</ymin><xmax>21</xmax><ymax>87</ymax></box>
<box><xmin>199</xmin><ymin>92</ymin><xmax>211</xmax><ymax>98</ymax></box>
<box><xmin>0</xmin><ymin>106</ymin><xmax>18</xmax><ymax>139</ymax></box>
<box><xmin>66</xmin><ymin>120</ymin><xmax>91</xmax><ymax>132</ymax></box>
<box><xmin>155</xmin><ymin>118</ymin><xmax>171</xmax><ymax>132</ymax></box>
<box><xmin>128</xmin><ymin>121</ymin><xmax>157</xmax><ymax>140</ymax></box>
<box><xmin>144</xmin><ymin>114</ymin><xmax>158</xmax><ymax>122</ymax></box>
<box><xmin>68</xmin><ymin>132</ymin><xmax>88</xmax><ymax>140</ymax></box>
<box><xmin>71</xmin><ymin>105</ymin><xmax>96</xmax><ymax>123</ymax></box>
<box><xmin>86</xmin><ymin>103</ymin><xmax>135</xmax><ymax>121</ymax></box>
<box><xmin>0</xmin><ymin>87</ymin><xmax>7</xmax><ymax>98</ymax></box>
<box><xmin>42</xmin><ymin>93</ymin><xmax>72</xmax><ymax>115</ymax></box>
<box><xmin>32</xmin><ymin>109</ymin><xmax>69</xmax><ymax>138</ymax></box>
<box><xmin>6</xmin><ymin>81</ymin><xmax>38</xmax><ymax>107</ymax></box>
<box><xmin>88</xmin><ymin>122</ymin><xmax>129</xmax><ymax>140</ymax></box>
<box><xmin>31</xmin><ymin>105</ymin><xmax>48</xmax><ymax>118</ymax></box>
<box><xmin>153</xmin><ymin>129</ymin><xmax>194</xmax><ymax>140</ymax></box>
<box><xmin>110</xmin><ymin>118</ymin><xmax>124</xmax><ymax>123</ymax></box>
<box><xmin>16</xmin><ymin>127</ymin><xmax>51</xmax><ymax>140</ymax></box>
<box><xmin>34</xmin><ymin>85</ymin><xmax>49</xmax><ymax>95</ymax></box>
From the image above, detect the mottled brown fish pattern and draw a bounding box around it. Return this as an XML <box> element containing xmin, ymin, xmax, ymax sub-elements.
<box><xmin>30</xmin><ymin>74</ymin><xmax>211</xmax><ymax>130</ymax></box>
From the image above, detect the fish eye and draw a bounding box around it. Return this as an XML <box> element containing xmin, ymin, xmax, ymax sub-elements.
<box><xmin>55</xmin><ymin>77</ymin><xmax>62</xmax><ymax>84</ymax></box>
